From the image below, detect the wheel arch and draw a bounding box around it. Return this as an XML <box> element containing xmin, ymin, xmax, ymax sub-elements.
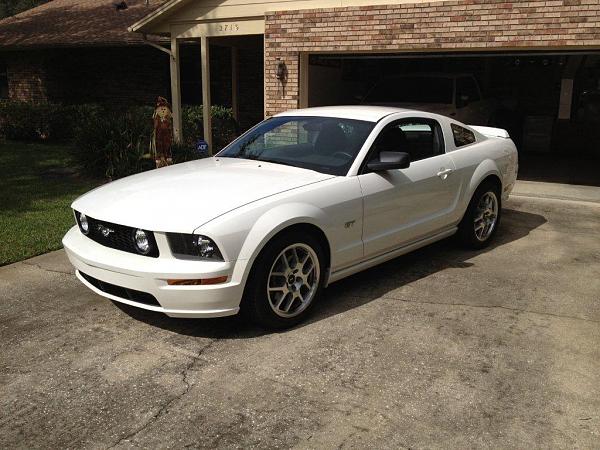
<box><xmin>234</xmin><ymin>202</ymin><xmax>333</xmax><ymax>285</ymax></box>
<box><xmin>468</xmin><ymin>159</ymin><xmax>503</xmax><ymax>201</ymax></box>
<box><xmin>457</xmin><ymin>160</ymin><xmax>503</xmax><ymax>223</ymax></box>
<box><xmin>237</xmin><ymin>220</ymin><xmax>332</xmax><ymax>313</ymax></box>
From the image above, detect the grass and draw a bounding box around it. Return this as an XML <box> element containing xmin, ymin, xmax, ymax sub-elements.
<box><xmin>0</xmin><ymin>141</ymin><xmax>100</xmax><ymax>266</ymax></box>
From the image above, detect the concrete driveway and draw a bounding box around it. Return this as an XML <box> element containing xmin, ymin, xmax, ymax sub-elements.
<box><xmin>1</xmin><ymin>186</ymin><xmax>599</xmax><ymax>449</ymax></box>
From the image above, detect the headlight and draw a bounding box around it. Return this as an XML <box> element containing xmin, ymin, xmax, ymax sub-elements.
<box><xmin>75</xmin><ymin>211</ymin><xmax>89</xmax><ymax>235</ymax></box>
<box><xmin>166</xmin><ymin>233</ymin><xmax>224</xmax><ymax>260</ymax></box>
<box><xmin>194</xmin><ymin>236</ymin><xmax>220</xmax><ymax>259</ymax></box>
<box><xmin>134</xmin><ymin>229</ymin><xmax>151</xmax><ymax>255</ymax></box>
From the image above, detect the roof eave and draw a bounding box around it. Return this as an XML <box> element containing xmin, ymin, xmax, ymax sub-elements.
<box><xmin>128</xmin><ymin>0</ymin><xmax>189</xmax><ymax>33</ymax></box>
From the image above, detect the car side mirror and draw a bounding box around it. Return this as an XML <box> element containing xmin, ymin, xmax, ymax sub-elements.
<box><xmin>367</xmin><ymin>151</ymin><xmax>410</xmax><ymax>172</ymax></box>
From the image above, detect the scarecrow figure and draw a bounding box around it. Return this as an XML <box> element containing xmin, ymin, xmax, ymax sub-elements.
<box><xmin>152</xmin><ymin>96</ymin><xmax>173</xmax><ymax>168</ymax></box>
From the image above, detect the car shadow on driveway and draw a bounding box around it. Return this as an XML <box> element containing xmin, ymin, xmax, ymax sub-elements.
<box><xmin>114</xmin><ymin>207</ymin><xmax>547</xmax><ymax>337</ymax></box>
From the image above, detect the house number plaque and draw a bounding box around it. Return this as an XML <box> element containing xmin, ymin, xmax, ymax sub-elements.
<box><xmin>217</xmin><ymin>23</ymin><xmax>240</xmax><ymax>32</ymax></box>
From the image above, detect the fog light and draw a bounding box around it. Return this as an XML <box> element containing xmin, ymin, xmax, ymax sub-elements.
<box><xmin>79</xmin><ymin>213</ymin><xmax>89</xmax><ymax>235</ymax></box>
<box><xmin>134</xmin><ymin>229</ymin><xmax>150</xmax><ymax>254</ymax></box>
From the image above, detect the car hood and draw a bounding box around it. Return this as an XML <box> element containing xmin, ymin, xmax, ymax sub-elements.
<box><xmin>72</xmin><ymin>157</ymin><xmax>333</xmax><ymax>233</ymax></box>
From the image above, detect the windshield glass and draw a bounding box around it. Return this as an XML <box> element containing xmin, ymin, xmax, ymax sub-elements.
<box><xmin>365</xmin><ymin>76</ymin><xmax>454</xmax><ymax>104</ymax></box>
<box><xmin>217</xmin><ymin>116</ymin><xmax>375</xmax><ymax>175</ymax></box>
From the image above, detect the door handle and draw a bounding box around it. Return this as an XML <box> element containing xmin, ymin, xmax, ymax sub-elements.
<box><xmin>437</xmin><ymin>168</ymin><xmax>454</xmax><ymax>179</ymax></box>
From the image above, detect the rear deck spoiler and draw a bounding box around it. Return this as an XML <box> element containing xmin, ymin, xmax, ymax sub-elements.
<box><xmin>469</xmin><ymin>125</ymin><xmax>510</xmax><ymax>139</ymax></box>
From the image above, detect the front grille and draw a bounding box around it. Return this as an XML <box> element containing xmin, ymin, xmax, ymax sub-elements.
<box><xmin>82</xmin><ymin>215</ymin><xmax>159</xmax><ymax>258</ymax></box>
<box><xmin>79</xmin><ymin>272</ymin><xmax>160</xmax><ymax>307</ymax></box>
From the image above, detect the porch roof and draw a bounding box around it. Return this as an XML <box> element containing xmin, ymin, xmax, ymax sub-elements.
<box><xmin>128</xmin><ymin>0</ymin><xmax>419</xmax><ymax>35</ymax></box>
<box><xmin>0</xmin><ymin>0</ymin><xmax>167</xmax><ymax>50</ymax></box>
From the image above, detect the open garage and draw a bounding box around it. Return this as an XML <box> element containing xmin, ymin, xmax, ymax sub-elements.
<box><xmin>306</xmin><ymin>51</ymin><xmax>600</xmax><ymax>186</ymax></box>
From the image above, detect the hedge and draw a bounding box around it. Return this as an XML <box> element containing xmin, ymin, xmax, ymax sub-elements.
<box><xmin>0</xmin><ymin>101</ymin><xmax>239</xmax><ymax>180</ymax></box>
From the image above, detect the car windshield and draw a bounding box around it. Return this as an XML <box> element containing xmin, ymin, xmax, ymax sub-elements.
<box><xmin>365</xmin><ymin>76</ymin><xmax>454</xmax><ymax>104</ymax></box>
<box><xmin>217</xmin><ymin>116</ymin><xmax>375</xmax><ymax>175</ymax></box>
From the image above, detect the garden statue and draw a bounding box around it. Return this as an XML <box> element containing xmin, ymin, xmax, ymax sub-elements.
<box><xmin>152</xmin><ymin>96</ymin><xmax>173</xmax><ymax>168</ymax></box>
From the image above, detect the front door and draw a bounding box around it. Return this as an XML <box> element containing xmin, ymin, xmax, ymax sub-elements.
<box><xmin>358</xmin><ymin>119</ymin><xmax>461</xmax><ymax>258</ymax></box>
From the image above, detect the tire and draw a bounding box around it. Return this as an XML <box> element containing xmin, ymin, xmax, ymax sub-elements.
<box><xmin>241</xmin><ymin>230</ymin><xmax>326</xmax><ymax>329</ymax></box>
<box><xmin>458</xmin><ymin>180</ymin><xmax>502</xmax><ymax>249</ymax></box>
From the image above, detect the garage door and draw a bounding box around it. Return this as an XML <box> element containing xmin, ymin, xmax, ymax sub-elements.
<box><xmin>306</xmin><ymin>51</ymin><xmax>600</xmax><ymax>186</ymax></box>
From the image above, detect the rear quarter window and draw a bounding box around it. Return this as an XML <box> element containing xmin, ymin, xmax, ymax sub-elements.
<box><xmin>451</xmin><ymin>124</ymin><xmax>476</xmax><ymax>147</ymax></box>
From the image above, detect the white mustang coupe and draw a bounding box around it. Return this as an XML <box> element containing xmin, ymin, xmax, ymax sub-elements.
<box><xmin>63</xmin><ymin>106</ymin><xmax>518</xmax><ymax>329</ymax></box>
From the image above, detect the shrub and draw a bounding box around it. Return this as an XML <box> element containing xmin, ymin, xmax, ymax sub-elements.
<box><xmin>0</xmin><ymin>100</ymin><xmax>238</xmax><ymax>179</ymax></box>
<box><xmin>0</xmin><ymin>101</ymin><xmax>102</xmax><ymax>142</ymax></box>
<box><xmin>73</xmin><ymin>104</ymin><xmax>237</xmax><ymax>180</ymax></box>
<box><xmin>73</xmin><ymin>105</ymin><xmax>155</xmax><ymax>180</ymax></box>
<box><xmin>182</xmin><ymin>105</ymin><xmax>238</xmax><ymax>154</ymax></box>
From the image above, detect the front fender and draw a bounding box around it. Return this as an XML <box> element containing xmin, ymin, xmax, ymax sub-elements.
<box><xmin>237</xmin><ymin>202</ymin><xmax>332</xmax><ymax>262</ymax></box>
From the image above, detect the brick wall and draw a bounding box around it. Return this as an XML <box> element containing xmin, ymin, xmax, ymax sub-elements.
<box><xmin>6</xmin><ymin>51</ymin><xmax>48</xmax><ymax>102</ymax></box>
<box><xmin>45</xmin><ymin>47</ymin><xmax>171</xmax><ymax>106</ymax></box>
<box><xmin>3</xmin><ymin>46</ymin><xmax>170</xmax><ymax>105</ymax></box>
<box><xmin>264</xmin><ymin>0</ymin><xmax>600</xmax><ymax>116</ymax></box>
<box><xmin>3</xmin><ymin>44</ymin><xmax>264</xmax><ymax>131</ymax></box>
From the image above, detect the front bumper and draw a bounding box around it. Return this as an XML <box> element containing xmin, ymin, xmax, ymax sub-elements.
<box><xmin>62</xmin><ymin>226</ymin><xmax>246</xmax><ymax>318</ymax></box>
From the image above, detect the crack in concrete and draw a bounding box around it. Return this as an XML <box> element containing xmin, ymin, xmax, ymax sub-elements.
<box><xmin>107</xmin><ymin>339</ymin><xmax>217</xmax><ymax>449</ymax></box>
<box><xmin>20</xmin><ymin>261</ymin><xmax>73</xmax><ymax>276</ymax></box>
<box><xmin>373</xmin><ymin>295</ymin><xmax>600</xmax><ymax>324</ymax></box>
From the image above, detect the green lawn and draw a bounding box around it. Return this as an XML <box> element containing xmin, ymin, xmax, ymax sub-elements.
<box><xmin>0</xmin><ymin>141</ymin><xmax>100</xmax><ymax>266</ymax></box>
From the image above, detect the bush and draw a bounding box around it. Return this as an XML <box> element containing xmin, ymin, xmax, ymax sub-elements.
<box><xmin>0</xmin><ymin>100</ymin><xmax>238</xmax><ymax>179</ymax></box>
<box><xmin>0</xmin><ymin>101</ymin><xmax>106</xmax><ymax>142</ymax></box>
<box><xmin>73</xmin><ymin>104</ymin><xmax>237</xmax><ymax>180</ymax></box>
<box><xmin>182</xmin><ymin>105</ymin><xmax>238</xmax><ymax>154</ymax></box>
<box><xmin>73</xmin><ymin>105</ymin><xmax>154</xmax><ymax>180</ymax></box>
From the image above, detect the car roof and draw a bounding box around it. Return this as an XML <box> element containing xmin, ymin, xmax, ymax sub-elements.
<box><xmin>274</xmin><ymin>105</ymin><xmax>414</xmax><ymax>122</ymax></box>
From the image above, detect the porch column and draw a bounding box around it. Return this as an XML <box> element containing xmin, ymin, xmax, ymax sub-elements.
<box><xmin>200</xmin><ymin>35</ymin><xmax>212</xmax><ymax>154</ymax></box>
<box><xmin>299</xmin><ymin>53</ymin><xmax>309</xmax><ymax>109</ymax></box>
<box><xmin>231</xmin><ymin>46</ymin><xmax>239</xmax><ymax>121</ymax></box>
<box><xmin>170</xmin><ymin>37</ymin><xmax>182</xmax><ymax>142</ymax></box>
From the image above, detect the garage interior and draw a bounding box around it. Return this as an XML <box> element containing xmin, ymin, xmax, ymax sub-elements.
<box><xmin>307</xmin><ymin>51</ymin><xmax>600</xmax><ymax>186</ymax></box>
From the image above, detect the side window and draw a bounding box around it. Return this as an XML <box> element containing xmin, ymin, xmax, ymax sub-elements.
<box><xmin>451</xmin><ymin>123</ymin><xmax>476</xmax><ymax>147</ymax></box>
<box><xmin>456</xmin><ymin>77</ymin><xmax>480</xmax><ymax>104</ymax></box>
<box><xmin>371</xmin><ymin>119</ymin><xmax>444</xmax><ymax>163</ymax></box>
<box><xmin>0</xmin><ymin>61</ymin><xmax>8</xmax><ymax>100</ymax></box>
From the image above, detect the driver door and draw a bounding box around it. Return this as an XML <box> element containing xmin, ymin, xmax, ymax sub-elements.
<box><xmin>358</xmin><ymin>118</ymin><xmax>461</xmax><ymax>258</ymax></box>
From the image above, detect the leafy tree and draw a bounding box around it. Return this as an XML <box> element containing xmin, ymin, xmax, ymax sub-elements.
<box><xmin>0</xmin><ymin>0</ymin><xmax>51</xmax><ymax>19</ymax></box>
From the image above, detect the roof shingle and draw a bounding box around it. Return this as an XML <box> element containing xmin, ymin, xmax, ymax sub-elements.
<box><xmin>0</xmin><ymin>0</ymin><xmax>167</xmax><ymax>50</ymax></box>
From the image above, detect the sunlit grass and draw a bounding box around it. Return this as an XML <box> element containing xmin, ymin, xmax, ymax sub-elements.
<box><xmin>0</xmin><ymin>141</ymin><xmax>100</xmax><ymax>265</ymax></box>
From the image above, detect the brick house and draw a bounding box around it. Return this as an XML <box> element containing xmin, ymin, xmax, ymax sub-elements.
<box><xmin>0</xmin><ymin>0</ymin><xmax>264</xmax><ymax>130</ymax></box>
<box><xmin>1</xmin><ymin>0</ymin><xmax>600</xmax><ymax>176</ymax></box>
<box><xmin>0</xmin><ymin>0</ymin><xmax>172</xmax><ymax>104</ymax></box>
<box><xmin>126</xmin><ymin>0</ymin><xmax>599</xmax><ymax>176</ymax></box>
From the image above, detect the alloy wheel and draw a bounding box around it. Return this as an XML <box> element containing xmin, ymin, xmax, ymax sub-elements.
<box><xmin>267</xmin><ymin>243</ymin><xmax>320</xmax><ymax>318</ymax></box>
<box><xmin>474</xmin><ymin>191</ymin><xmax>498</xmax><ymax>242</ymax></box>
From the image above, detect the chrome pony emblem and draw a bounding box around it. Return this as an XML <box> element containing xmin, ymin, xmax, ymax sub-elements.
<box><xmin>97</xmin><ymin>224</ymin><xmax>114</xmax><ymax>237</ymax></box>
